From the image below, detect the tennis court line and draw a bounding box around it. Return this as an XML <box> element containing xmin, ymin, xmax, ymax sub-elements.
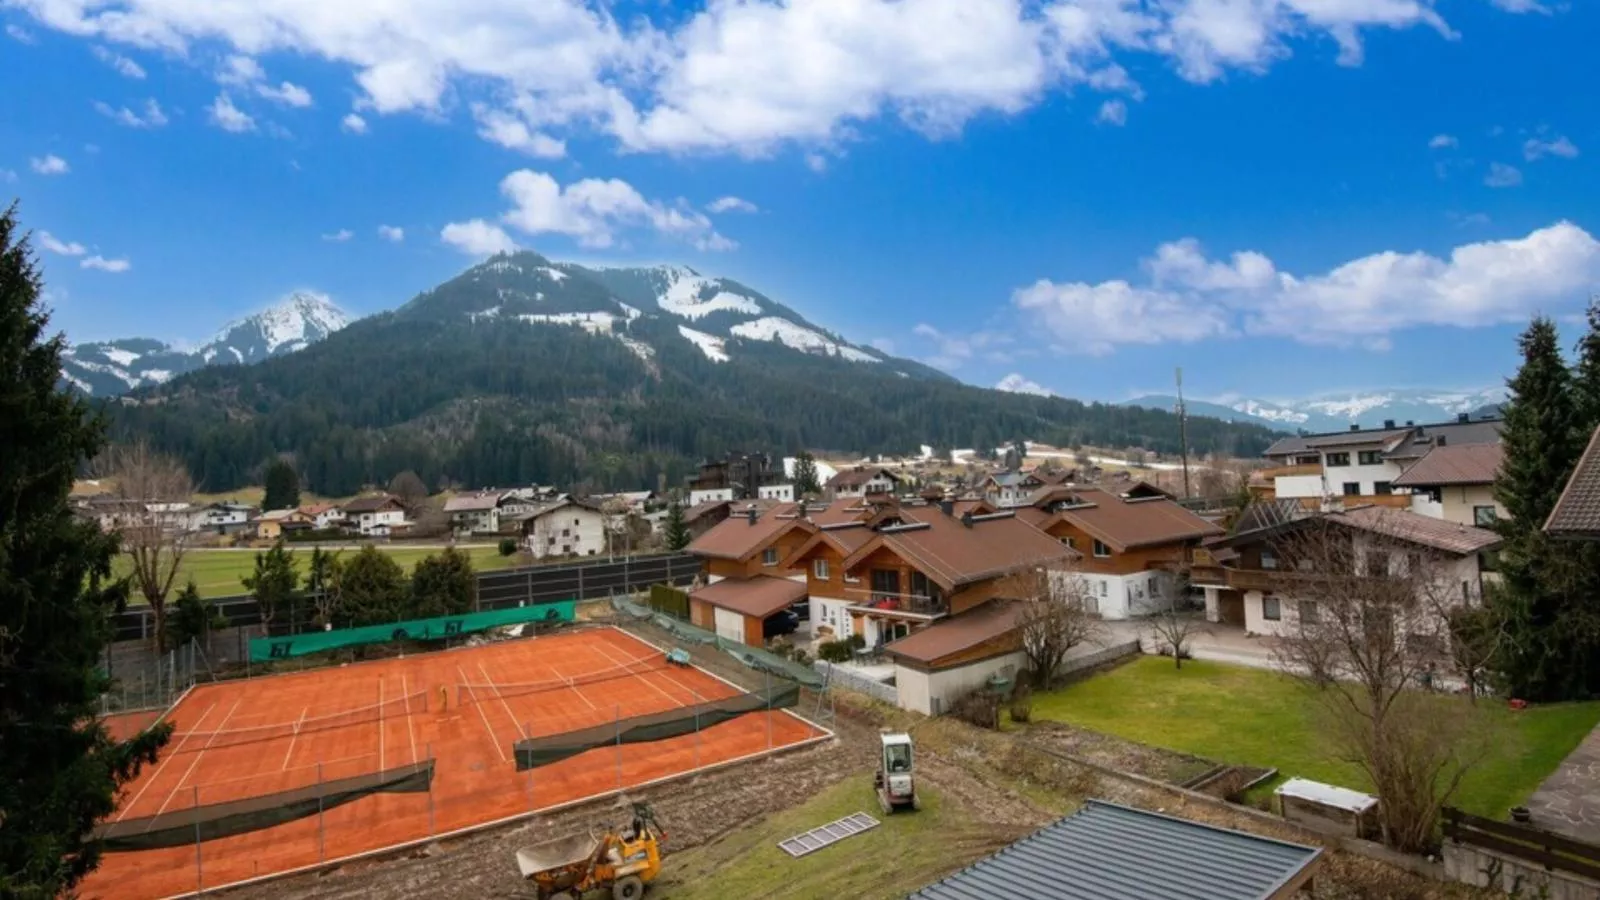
<box><xmin>457</xmin><ymin>664</ymin><xmax>506</xmax><ymax>762</ymax></box>
<box><xmin>477</xmin><ymin>662</ymin><xmax>528</xmax><ymax>740</ymax></box>
<box><xmin>155</xmin><ymin>699</ymin><xmax>242</xmax><ymax>817</ymax></box>
<box><xmin>589</xmin><ymin>641</ymin><xmax>683</xmax><ymax>709</ymax></box>
<box><xmin>378</xmin><ymin>677</ymin><xmax>385</xmax><ymax>771</ymax></box>
<box><xmin>281</xmin><ymin>707</ymin><xmax>309</xmax><ymax>771</ymax></box>
<box><xmin>402</xmin><ymin>673</ymin><xmax>418</xmax><ymax>765</ymax></box>
<box><xmin>115</xmin><ymin>700</ymin><xmax>218</xmax><ymax>822</ymax></box>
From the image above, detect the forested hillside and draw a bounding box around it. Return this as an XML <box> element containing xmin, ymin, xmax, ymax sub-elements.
<box><xmin>104</xmin><ymin>253</ymin><xmax>1280</xmax><ymax>494</ymax></box>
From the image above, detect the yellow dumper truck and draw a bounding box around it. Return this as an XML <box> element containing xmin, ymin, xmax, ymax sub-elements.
<box><xmin>517</xmin><ymin>803</ymin><xmax>663</xmax><ymax>900</ymax></box>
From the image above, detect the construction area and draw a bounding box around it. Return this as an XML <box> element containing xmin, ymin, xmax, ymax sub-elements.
<box><xmin>83</xmin><ymin>626</ymin><xmax>828</xmax><ymax>900</ymax></box>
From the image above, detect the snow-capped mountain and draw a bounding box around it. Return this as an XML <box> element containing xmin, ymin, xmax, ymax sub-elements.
<box><xmin>59</xmin><ymin>291</ymin><xmax>351</xmax><ymax>396</ymax></box>
<box><xmin>995</xmin><ymin>373</ymin><xmax>1053</xmax><ymax>396</ymax></box>
<box><xmin>1120</xmin><ymin>387</ymin><xmax>1507</xmax><ymax>432</ymax></box>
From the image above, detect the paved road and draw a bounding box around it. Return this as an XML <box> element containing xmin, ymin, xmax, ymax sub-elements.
<box><xmin>1525</xmin><ymin>723</ymin><xmax>1600</xmax><ymax>842</ymax></box>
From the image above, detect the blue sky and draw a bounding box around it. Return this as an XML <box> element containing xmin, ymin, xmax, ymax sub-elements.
<box><xmin>2</xmin><ymin>0</ymin><xmax>1596</xmax><ymax>403</ymax></box>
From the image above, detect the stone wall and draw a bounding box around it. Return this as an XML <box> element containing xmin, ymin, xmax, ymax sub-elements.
<box><xmin>1443</xmin><ymin>842</ymin><xmax>1600</xmax><ymax>900</ymax></box>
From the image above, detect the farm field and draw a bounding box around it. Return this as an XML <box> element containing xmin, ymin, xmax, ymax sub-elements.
<box><xmin>1028</xmin><ymin>656</ymin><xmax>1600</xmax><ymax>818</ymax></box>
<box><xmin>113</xmin><ymin>545</ymin><xmax>518</xmax><ymax>600</ymax></box>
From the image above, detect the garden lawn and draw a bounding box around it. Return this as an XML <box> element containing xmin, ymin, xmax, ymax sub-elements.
<box><xmin>113</xmin><ymin>545</ymin><xmax>516</xmax><ymax>600</ymax></box>
<box><xmin>1029</xmin><ymin>656</ymin><xmax>1600</xmax><ymax>818</ymax></box>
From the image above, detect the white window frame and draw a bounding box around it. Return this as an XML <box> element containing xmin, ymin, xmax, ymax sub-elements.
<box><xmin>1092</xmin><ymin>539</ymin><xmax>1111</xmax><ymax>558</ymax></box>
<box><xmin>762</xmin><ymin>547</ymin><xmax>778</xmax><ymax>566</ymax></box>
<box><xmin>814</xmin><ymin>558</ymin><xmax>830</xmax><ymax>580</ymax></box>
<box><xmin>1262</xmin><ymin>596</ymin><xmax>1282</xmax><ymax>621</ymax></box>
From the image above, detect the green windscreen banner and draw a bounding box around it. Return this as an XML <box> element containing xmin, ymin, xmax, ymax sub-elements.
<box><xmin>250</xmin><ymin>601</ymin><xmax>576</xmax><ymax>662</ymax></box>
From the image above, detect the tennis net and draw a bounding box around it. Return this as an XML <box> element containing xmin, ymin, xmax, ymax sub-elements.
<box><xmin>168</xmin><ymin>691</ymin><xmax>429</xmax><ymax>750</ymax></box>
<box><xmin>455</xmin><ymin>653</ymin><xmax>669</xmax><ymax>706</ymax></box>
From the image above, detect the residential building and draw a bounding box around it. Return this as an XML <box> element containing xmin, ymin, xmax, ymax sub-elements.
<box><xmin>689</xmin><ymin>487</ymin><xmax>735</xmax><ymax>506</ymax></box>
<box><xmin>1259</xmin><ymin>416</ymin><xmax>1502</xmax><ymax>510</ymax></box>
<box><xmin>979</xmin><ymin>468</ymin><xmax>1070</xmax><ymax>508</ymax></box>
<box><xmin>685</xmin><ymin>503</ymin><xmax>820</xmax><ymax>645</ymax></box>
<box><xmin>444</xmin><ymin>490</ymin><xmax>505</xmax><ymax>536</ymax></box>
<box><xmin>1012</xmin><ymin>485</ymin><xmax>1224</xmax><ymax>619</ymax></box>
<box><xmin>687</xmin><ymin>451</ymin><xmax>786</xmax><ymax>500</ymax></box>
<box><xmin>879</xmin><ymin>599</ymin><xmax>1031</xmax><ymax>715</ymax></box>
<box><xmin>825</xmin><ymin>466</ymin><xmax>901</xmax><ymax>499</ymax></box>
<box><xmin>199</xmin><ymin>502</ymin><xmax>256</xmax><ymax>534</ymax></box>
<box><xmin>341</xmin><ymin>494</ymin><xmax>408</xmax><ymax>536</ymax></box>
<box><xmin>1548</xmin><ymin>424</ymin><xmax>1600</xmax><ymax>541</ymax></box>
<box><xmin>1193</xmin><ymin>505</ymin><xmax>1501</xmax><ymax>637</ymax></box>
<box><xmin>298</xmin><ymin>502</ymin><xmax>344</xmax><ymax>530</ymax></box>
<box><xmin>1392</xmin><ymin>443</ymin><xmax>1505</xmax><ymax>527</ymax></box>
<box><xmin>758</xmin><ymin>483</ymin><xmax>796</xmax><ymax>502</ymax></box>
<box><xmin>516</xmin><ymin>497</ymin><xmax>607</xmax><ymax>559</ymax></box>
<box><xmin>256</xmin><ymin>508</ymin><xmax>312</xmax><ymax>541</ymax></box>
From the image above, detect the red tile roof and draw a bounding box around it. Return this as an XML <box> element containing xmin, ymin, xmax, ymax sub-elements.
<box><xmin>686</xmin><ymin>503</ymin><xmax>812</xmax><ymax>560</ymax></box>
<box><xmin>691</xmin><ymin>576</ymin><xmax>807</xmax><ymax>619</ymax></box>
<box><xmin>883</xmin><ymin>600</ymin><xmax>1022</xmax><ymax>666</ymax></box>
<box><xmin>839</xmin><ymin>509</ymin><xmax>1077</xmax><ymax>591</ymax></box>
<box><xmin>1392</xmin><ymin>444</ymin><xmax>1503</xmax><ymax>488</ymax></box>
<box><xmin>1027</xmin><ymin>488</ymin><xmax>1223</xmax><ymax>552</ymax></box>
<box><xmin>1548</xmin><ymin>425</ymin><xmax>1600</xmax><ymax>539</ymax></box>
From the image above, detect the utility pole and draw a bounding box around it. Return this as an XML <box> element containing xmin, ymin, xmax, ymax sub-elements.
<box><xmin>1175</xmin><ymin>367</ymin><xmax>1192</xmax><ymax>500</ymax></box>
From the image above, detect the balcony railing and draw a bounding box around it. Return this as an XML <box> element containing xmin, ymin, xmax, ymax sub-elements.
<box><xmin>1261</xmin><ymin>463</ymin><xmax>1324</xmax><ymax>479</ymax></box>
<box><xmin>852</xmin><ymin>593</ymin><xmax>949</xmax><ymax>618</ymax></box>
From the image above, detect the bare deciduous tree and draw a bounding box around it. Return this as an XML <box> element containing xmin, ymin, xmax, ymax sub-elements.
<box><xmin>99</xmin><ymin>442</ymin><xmax>195</xmax><ymax>651</ymax></box>
<box><xmin>1001</xmin><ymin>564</ymin><xmax>1105</xmax><ymax>689</ymax></box>
<box><xmin>1270</xmin><ymin>516</ymin><xmax>1495</xmax><ymax>853</ymax></box>
<box><xmin>1148</xmin><ymin>571</ymin><xmax>1201</xmax><ymax>669</ymax></box>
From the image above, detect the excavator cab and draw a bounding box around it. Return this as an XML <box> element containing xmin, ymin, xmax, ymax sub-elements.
<box><xmin>874</xmin><ymin>731</ymin><xmax>919</xmax><ymax>814</ymax></box>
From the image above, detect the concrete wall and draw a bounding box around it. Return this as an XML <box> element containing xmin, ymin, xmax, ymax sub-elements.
<box><xmin>689</xmin><ymin>488</ymin><xmax>734</xmax><ymax>505</ymax></box>
<box><xmin>1442</xmin><ymin>842</ymin><xmax>1600</xmax><ymax>900</ymax></box>
<box><xmin>813</xmin><ymin>660</ymin><xmax>898</xmax><ymax>704</ymax></box>
<box><xmin>1079</xmin><ymin>571</ymin><xmax>1180</xmax><ymax>620</ymax></box>
<box><xmin>758</xmin><ymin>484</ymin><xmax>795</xmax><ymax>502</ymax></box>
<box><xmin>810</xmin><ymin>595</ymin><xmax>856</xmax><ymax>640</ymax></box>
<box><xmin>1322</xmin><ymin>456</ymin><xmax>1404</xmax><ymax>496</ymax></box>
<box><xmin>896</xmin><ymin>651</ymin><xmax>1026</xmax><ymax>716</ymax></box>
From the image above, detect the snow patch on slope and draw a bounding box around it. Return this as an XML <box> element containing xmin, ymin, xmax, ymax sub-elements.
<box><xmin>729</xmin><ymin>317</ymin><xmax>879</xmax><ymax>363</ymax></box>
<box><xmin>678</xmin><ymin>325</ymin><xmax>729</xmax><ymax>362</ymax></box>
<box><xmin>995</xmin><ymin>373</ymin><xmax>1052</xmax><ymax>396</ymax></box>
<box><xmin>104</xmin><ymin>348</ymin><xmax>140</xmax><ymax>367</ymax></box>
<box><xmin>658</xmin><ymin>267</ymin><xmax>762</xmax><ymax>320</ymax></box>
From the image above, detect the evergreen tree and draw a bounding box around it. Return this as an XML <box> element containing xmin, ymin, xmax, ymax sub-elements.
<box><xmin>262</xmin><ymin>458</ymin><xmax>300</xmax><ymax>510</ymax></box>
<box><xmin>0</xmin><ymin>206</ymin><xmax>169</xmax><ymax>895</ymax></box>
<box><xmin>1575</xmin><ymin>298</ymin><xmax>1600</xmax><ymax>432</ymax></box>
<box><xmin>242</xmin><ymin>541</ymin><xmax>298</xmax><ymax>633</ymax></box>
<box><xmin>1490</xmin><ymin>317</ymin><xmax>1586</xmax><ymax>700</ymax></box>
<box><xmin>663</xmin><ymin>499</ymin><xmax>692</xmax><ymax>551</ymax></box>
<box><xmin>410</xmin><ymin>548</ymin><xmax>475</xmax><ymax>618</ymax></box>
<box><xmin>167</xmin><ymin>580</ymin><xmax>226</xmax><ymax>652</ymax></box>
<box><xmin>305</xmin><ymin>546</ymin><xmax>336</xmax><ymax>593</ymax></box>
<box><xmin>332</xmin><ymin>546</ymin><xmax>409</xmax><ymax>627</ymax></box>
<box><xmin>792</xmin><ymin>451</ymin><xmax>820</xmax><ymax>497</ymax></box>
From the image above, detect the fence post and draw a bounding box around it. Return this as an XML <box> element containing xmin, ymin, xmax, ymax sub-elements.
<box><xmin>317</xmin><ymin>762</ymin><xmax>325</xmax><ymax>861</ymax></box>
<box><xmin>427</xmin><ymin>742</ymin><xmax>435</xmax><ymax>835</ymax></box>
<box><xmin>766</xmin><ymin>669</ymin><xmax>773</xmax><ymax>752</ymax></box>
<box><xmin>692</xmin><ymin>690</ymin><xmax>701</xmax><ymax>771</ymax></box>
<box><xmin>614</xmin><ymin>704</ymin><xmax>622</xmax><ymax>793</ymax></box>
<box><xmin>193</xmin><ymin>785</ymin><xmax>203</xmax><ymax>895</ymax></box>
<box><xmin>579</xmin><ymin>566</ymin><xmax>586</xmax><ymax>603</ymax></box>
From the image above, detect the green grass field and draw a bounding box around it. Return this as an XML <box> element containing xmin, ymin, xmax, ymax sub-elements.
<box><xmin>1029</xmin><ymin>656</ymin><xmax>1600</xmax><ymax>818</ymax></box>
<box><xmin>113</xmin><ymin>545</ymin><xmax>519</xmax><ymax>600</ymax></box>
<box><xmin>654</xmin><ymin>776</ymin><xmax>1011</xmax><ymax>900</ymax></box>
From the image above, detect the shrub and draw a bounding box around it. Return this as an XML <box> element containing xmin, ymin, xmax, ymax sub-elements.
<box><xmin>1009</xmin><ymin>684</ymin><xmax>1033</xmax><ymax>724</ymax></box>
<box><xmin>497</xmin><ymin>537</ymin><xmax>518</xmax><ymax>557</ymax></box>
<box><xmin>848</xmin><ymin>633</ymin><xmax>866</xmax><ymax>649</ymax></box>
<box><xmin>950</xmin><ymin>689</ymin><xmax>1001</xmax><ymax>730</ymax></box>
<box><xmin>818</xmin><ymin>639</ymin><xmax>855</xmax><ymax>663</ymax></box>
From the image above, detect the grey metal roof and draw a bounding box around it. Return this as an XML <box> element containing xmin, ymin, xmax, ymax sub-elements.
<box><xmin>908</xmin><ymin>800</ymin><xmax>1322</xmax><ymax>900</ymax></box>
<box><xmin>1262</xmin><ymin>435</ymin><xmax>1311</xmax><ymax>458</ymax></box>
<box><xmin>1385</xmin><ymin>418</ymin><xmax>1503</xmax><ymax>460</ymax></box>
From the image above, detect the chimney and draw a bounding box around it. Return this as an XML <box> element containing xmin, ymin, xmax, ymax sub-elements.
<box><xmin>961</xmin><ymin>511</ymin><xmax>974</xmax><ymax>528</ymax></box>
<box><xmin>1405</xmin><ymin>420</ymin><xmax>1414</xmax><ymax>426</ymax></box>
<box><xmin>1437</xmin><ymin>436</ymin><xmax>1448</xmax><ymax>447</ymax></box>
<box><xmin>940</xmin><ymin>498</ymin><xmax>954</xmax><ymax>517</ymax></box>
<box><xmin>746</xmin><ymin>507</ymin><xmax>758</xmax><ymax>526</ymax></box>
<box><xmin>1349</xmin><ymin>424</ymin><xmax>1361</xmax><ymax>432</ymax></box>
<box><xmin>1457</xmin><ymin>412</ymin><xmax>1469</xmax><ymax>423</ymax></box>
<box><xmin>1383</xmin><ymin>419</ymin><xmax>1395</xmax><ymax>429</ymax></box>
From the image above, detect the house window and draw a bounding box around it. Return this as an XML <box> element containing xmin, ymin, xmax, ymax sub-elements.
<box><xmin>1098</xmin><ymin>581</ymin><xmax>1107</xmax><ymax>597</ymax></box>
<box><xmin>844</xmin><ymin>571</ymin><xmax>861</xmax><ymax>583</ymax></box>
<box><xmin>1092</xmin><ymin>539</ymin><xmax>1111</xmax><ymax>558</ymax></box>
<box><xmin>1365</xmin><ymin>551</ymin><xmax>1389</xmax><ymax>576</ymax></box>
<box><xmin>871</xmin><ymin>568</ymin><xmax>901</xmax><ymax>602</ymax></box>
<box><xmin>1260</xmin><ymin>548</ymin><xmax>1278</xmax><ymax>570</ymax></box>
<box><xmin>1358</xmin><ymin>450</ymin><xmax>1382</xmax><ymax>465</ymax></box>
<box><xmin>762</xmin><ymin>548</ymin><xmax>779</xmax><ymax>566</ymax></box>
<box><xmin>1061</xmin><ymin>536</ymin><xmax>1076</xmax><ymax>549</ymax></box>
<box><xmin>1480</xmin><ymin>550</ymin><xmax>1500</xmax><ymax>573</ymax></box>
<box><xmin>814</xmin><ymin>559</ymin><xmax>830</xmax><ymax>580</ymax></box>
<box><xmin>1298</xmin><ymin>600</ymin><xmax>1318</xmax><ymax>624</ymax></box>
<box><xmin>1374</xmin><ymin>482</ymin><xmax>1393</xmax><ymax>496</ymax></box>
<box><xmin>1262</xmin><ymin>596</ymin><xmax>1282</xmax><ymax>621</ymax></box>
<box><xmin>909</xmin><ymin>571</ymin><xmax>943</xmax><ymax>610</ymax></box>
<box><xmin>1343</xmin><ymin>482</ymin><xmax>1361</xmax><ymax>496</ymax></box>
<box><xmin>1295</xmin><ymin>454</ymin><xmax>1319</xmax><ymax>465</ymax></box>
<box><xmin>1148</xmin><ymin>576</ymin><xmax>1159</xmax><ymax>596</ymax></box>
<box><xmin>1326</xmin><ymin>452</ymin><xmax>1351</xmax><ymax>466</ymax></box>
<box><xmin>573</xmin><ymin>518</ymin><xmax>580</xmax><ymax>525</ymax></box>
<box><xmin>1474</xmin><ymin>506</ymin><xmax>1498</xmax><ymax>527</ymax></box>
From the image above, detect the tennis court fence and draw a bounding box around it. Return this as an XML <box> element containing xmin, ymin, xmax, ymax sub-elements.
<box><xmin>609</xmin><ymin>595</ymin><xmax>823</xmax><ymax>689</ymax></box>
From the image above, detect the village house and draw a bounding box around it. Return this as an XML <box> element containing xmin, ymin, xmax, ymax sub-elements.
<box><xmin>1392</xmin><ymin>442</ymin><xmax>1506</xmax><ymax>527</ymax></box>
<box><xmin>515</xmin><ymin>497</ymin><xmax>607</xmax><ymax>560</ymax></box>
<box><xmin>825</xmin><ymin>466</ymin><xmax>902</xmax><ymax>500</ymax></box>
<box><xmin>1547</xmin><ymin>424</ymin><xmax>1600</xmax><ymax>541</ymax></box>
<box><xmin>1012</xmin><ymin>484</ymin><xmax>1224</xmax><ymax>619</ymax></box>
<box><xmin>683</xmin><ymin>503</ymin><xmax>823</xmax><ymax>644</ymax></box>
<box><xmin>198</xmin><ymin>501</ymin><xmax>256</xmax><ymax>535</ymax></box>
<box><xmin>444</xmin><ymin>490</ymin><xmax>505</xmax><ymax>536</ymax></box>
<box><xmin>1257</xmin><ymin>415</ymin><xmax>1502</xmax><ymax>511</ymax></box>
<box><xmin>256</xmin><ymin>507</ymin><xmax>313</xmax><ymax>541</ymax></box>
<box><xmin>341</xmin><ymin>494</ymin><xmax>408</xmax><ymax>537</ymax></box>
<box><xmin>979</xmin><ymin>467</ymin><xmax>1070</xmax><ymax>508</ymax></box>
<box><xmin>298</xmin><ymin>502</ymin><xmax>344</xmax><ymax>530</ymax></box>
<box><xmin>1192</xmin><ymin>504</ymin><xmax>1502</xmax><ymax>636</ymax></box>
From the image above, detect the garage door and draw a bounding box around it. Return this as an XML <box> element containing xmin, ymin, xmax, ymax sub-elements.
<box><xmin>713</xmin><ymin>606</ymin><xmax>746</xmax><ymax>643</ymax></box>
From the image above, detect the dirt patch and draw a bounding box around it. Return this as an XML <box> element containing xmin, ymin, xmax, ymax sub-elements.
<box><xmin>1022</xmin><ymin>719</ymin><xmax>1217</xmax><ymax>785</ymax></box>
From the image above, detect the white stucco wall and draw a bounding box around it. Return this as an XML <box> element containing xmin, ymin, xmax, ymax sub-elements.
<box><xmin>1078</xmin><ymin>571</ymin><xmax>1178</xmax><ymax>620</ymax></box>
<box><xmin>895</xmin><ymin>650</ymin><xmax>1027</xmax><ymax>716</ymax></box>
<box><xmin>811</xmin><ymin>595</ymin><xmax>856</xmax><ymax>640</ymax></box>
<box><xmin>759</xmin><ymin>484</ymin><xmax>795</xmax><ymax>502</ymax></box>
<box><xmin>689</xmin><ymin>488</ymin><xmax>734</xmax><ymax>505</ymax></box>
<box><xmin>527</xmin><ymin>507</ymin><xmax>607</xmax><ymax>559</ymax></box>
<box><xmin>1274</xmin><ymin>474</ymin><xmax>1327</xmax><ymax>499</ymax></box>
<box><xmin>1321</xmin><ymin>459</ymin><xmax>1404</xmax><ymax>496</ymax></box>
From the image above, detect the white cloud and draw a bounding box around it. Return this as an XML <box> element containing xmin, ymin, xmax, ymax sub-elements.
<box><xmin>1525</xmin><ymin>135</ymin><xmax>1579</xmax><ymax>161</ymax></box>
<box><xmin>706</xmin><ymin>196</ymin><xmax>757</xmax><ymax>214</ymax></box>
<box><xmin>91</xmin><ymin>44</ymin><xmax>144</xmax><ymax>78</ymax></box>
<box><xmin>472</xmin><ymin>105</ymin><xmax>566</xmax><ymax>158</ymax></box>
<box><xmin>1490</xmin><ymin>0</ymin><xmax>1549</xmax><ymax>11</ymax></box>
<box><xmin>804</xmin><ymin>153</ymin><xmax>828</xmax><ymax>173</ymax></box>
<box><xmin>996</xmin><ymin>373</ymin><xmax>1053</xmax><ymax>396</ymax></box>
<box><xmin>208</xmin><ymin>93</ymin><xmax>255</xmax><ymax>132</ymax></box>
<box><xmin>93</xmin><ymin>98</ymin><xmax>167</xmax><ymax>128</ymax></box>
<box><xmin>1429</xmin><ymin>133</ymin><xmax>1457</xmax><ymax>149</ymax></box>
<box><xmin>377</xmin><ymin>225</ymin><xmax>405</xmax><ymax>242</ymax></box>
<box><xmin>321</xmin><ymin>229</ymin><xmax>354</xmax><ymax>242</ymax></box>
<box><xmin>1096</xmin><ymin>99</ymin><xmax>1127</xmax><ymax>126</ymax></box>
<box><xmin>441</xmin><ymin>219</ymin><xmax>519</xmax><ymax>256</ymax></box>
<box><xmin>1012</xmin><ymin>222</ymin><xmax>1600</xmax><ymax>352</ymax></box>
<box><xmin>81</xmin><ymin>255</ymin><xmax>131</xmax><ymax>273</ymax></box>
<box><xmin>37</xmin><ymin>232</ymin><xmax>87</xmax><ymax>256</ymax></box>
<box><xmin>258</xmin><ymin>80</ymin><xmax>313</xmax><ymax>107</ymax></box>
<box><xmin>5</xmin><ymin>0</ymin><xmax>1494</xmax><ymax>158</ymax></box>
<box><xmin>341</xmin><ymin>113</ymin><xmax>368</xmax><ymax>134</ymax></box>
<box><xmin>491</xmin><ymin>169</ymin><xmax>735</xmax><ymax>250</ymax></box>
<box><xmin>29</xmin><ymin>154</ymin><xmax>69</xmax><ymax>175</ymax></box>
<box><xmin>6</xmin><ymin>23</ymin><xmax>34</xmax><ymax>43</ymax></box>
<box><xmin>909</xmin><ymin>323</ymin><xmax>1011</xmax><ymax>371</ymax></box>
<box><xmin>0</xmin><ymin>169</ymin><xmax>16</xmax><ymax>183</ymax></box>
<box><xmin>1485</xmin><ymin>162</ymin><xmax>1523</xmax><ymax>188</ymax></box>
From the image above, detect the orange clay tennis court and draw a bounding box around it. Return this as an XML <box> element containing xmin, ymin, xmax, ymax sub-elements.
<box><xmin>82</xmin><ymin>627</ymin><xmax>829</xmax><ymax>900</ymax></box>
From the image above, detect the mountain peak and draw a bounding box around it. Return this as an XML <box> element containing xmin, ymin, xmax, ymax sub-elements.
<box><xmin>208</xmin><ymin>290</ymin><xmax>352</xmax><ymax>357</ymax></box>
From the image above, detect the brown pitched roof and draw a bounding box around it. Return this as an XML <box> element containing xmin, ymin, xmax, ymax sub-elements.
<box><xmin>883</xmin><ymin>601</ymin><xmax>1022</xmax><ymax>666</ymax></box>
<box><xmin>1547</xmin><ymin>425</ymin><xmax>1600</xmax><ymax>540</ymax></box>
<box><xmin>686</xmin><ymin>503</ymin><xmax>812</xmax><ymax>560</ymax></box>
<box><xmin>299</xmin><ymin>502</ymin><xmax>339</xmax><ymax>516</ymax></box>
<box><xmin>826</xmin><ymin>467</ymin><xmax>901</xmax><ymax>489</ymax></box>
<box><xmin>690</xmin><ymin>576</ymin><xmax>806</xmax><ymax>619</ymax></box>
<box><xmin>1392</xmin><ymin>443</ymin><xmax>1503</xmax><ymax>488</ymax></box>
<box><xmin>839</xmin><ymin>510</ymin><xmax>1077</xmax><ymax>592</ymax></box>
<box><xmin>342</xmin><ymin>494</ymin><xmax>401</xmax><ymax>513</ymax></box>
<box><xmin>1302</xmin><ymin>428</ymin><xmax>1415</xmax><ymax>450</ymax></box>
<box><xmin>443</xmin><ymin>490</ymin><xmax>503</xmax><ymax>512</ymax></box>
<box><xmin>1031</xmin><ymin>488</ymin><xmax>1224</xmax><ymax>552</ymax></box>
<box><xmin>1329</xmin><ymin>506</ymin><xmax>1501</xmax><ymax>555</ymax></box>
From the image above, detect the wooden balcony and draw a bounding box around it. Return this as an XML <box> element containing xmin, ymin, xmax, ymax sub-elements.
<box><xmin>1261</xmin><ymin>463</ymin><xmax>1323</xmax><ymax>479</ymax></box>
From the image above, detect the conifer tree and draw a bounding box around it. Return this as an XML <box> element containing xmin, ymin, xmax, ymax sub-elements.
<box><xmin>663</xmin><ymin>499</ymin><xmax>692</xmax><ymax>551</ymax></box>
<box><xmin>0</xmin><ymin>205</ymin><xmax>170</xmax><ymax>894</ymax></box>
<box><xmin>262</xmin><ymin>458</ymin><xmax>301</xmax><ymax>511</ymax></box>
<box><xmin>792</xmin><ymin>452</ymin><xmax>821</xmax><ymax>497</ymax></box>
